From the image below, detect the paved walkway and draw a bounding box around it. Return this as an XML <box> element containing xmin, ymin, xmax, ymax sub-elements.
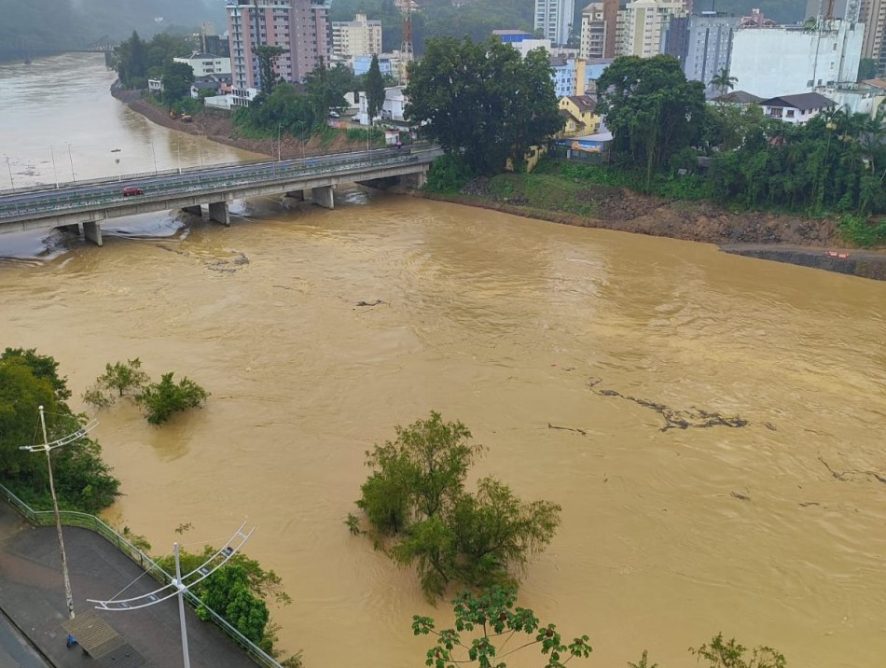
<box><xmin>0</xmin><ymin>503</ymin><xmax>258</xmax><ymax>667</ymax></box>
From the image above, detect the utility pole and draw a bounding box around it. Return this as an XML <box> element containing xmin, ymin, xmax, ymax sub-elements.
<box><xmin>19</xmin><ymin>408</ymin><xmax>98</xmax><ymax>620</ymax></box>
<box><xmin>50</xmin><ymin>145</ymin><xmax>59</xmax><ymax>188</ymax></box>
<box><xmin>4</xmin><ymin>156</ymin><xmax>14</xmax><ymax>192</ymax></box>
<box><xmin>150</xmin><ymin>141</ymin><xmax>159</xmax><ymax>175</ymax></box>
<box><xmin>89</xmin><ymin>522</ymin><xmax>254</xmax><ymax>668</ymax></box>
<box><xmin>66</xmin><ymin>144</ymin><xmax>76</xmax><ymax>182</ymax></box>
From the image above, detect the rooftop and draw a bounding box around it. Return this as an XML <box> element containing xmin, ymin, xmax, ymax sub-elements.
<box><xmin>759</xmin><ymin>92</ymin><xmax>835</xmax><ymax>111</ymax></box>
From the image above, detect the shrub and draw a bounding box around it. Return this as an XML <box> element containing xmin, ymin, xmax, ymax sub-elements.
<box><xmin>136</xmin><ymin>372</ymin><xmax>209</xmax><ymax>425</ymax></box>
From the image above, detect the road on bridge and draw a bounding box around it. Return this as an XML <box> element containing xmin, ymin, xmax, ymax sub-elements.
<box><xmin>0</xmin><ymin>145</ymin><xmax>437</xmax><ymax>225</ymax></box>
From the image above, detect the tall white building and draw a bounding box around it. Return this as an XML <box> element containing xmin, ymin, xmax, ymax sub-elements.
<box><xmin>730</xmin><ymin>20</ymin><xmax>864</xmax><ymax>99</ymax></box>
<box><xmin>332</xmin><ymin>13</ymin><xmax>383</xmax><ymax>58</ymax></box>
<box><xmin>860</xmin><ymin>0</ymin><xmax>886</xmax><ymax>75</ymax></box>
<box><xmin>615</xmin><ymin>0</ymin><xmax>688</xmax><ymax>58</ymax></box>
<box><xmin>535</xmin><ymin>0</ymin><xmax>576</xmax><ymax>46</ymax></box>
<box><xmin>173</xmin><ymin>52</ymin><xmax>232</xmax><ymax>78</ymax></box>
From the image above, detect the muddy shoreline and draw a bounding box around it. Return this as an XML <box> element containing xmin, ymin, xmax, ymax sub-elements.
<box><xmin>112</xmin><ymin>86</ymin><xmax>886</xmax><ymax>281</ymax></box>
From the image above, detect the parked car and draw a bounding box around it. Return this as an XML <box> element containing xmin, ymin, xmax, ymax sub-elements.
<box><xmin>122</xmin><ymin>186</ymin><xmax>144</xmax><ymax>197</ymax></box>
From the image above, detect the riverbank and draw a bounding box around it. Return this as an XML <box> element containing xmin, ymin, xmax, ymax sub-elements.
<box><xmin>112</xmin><ymin>86</ymin><xmax>886</xmax><ymax>280</ymax></box>
<box><xmin>419</xmin><ymin>176</ymin><xmax>886</xmax><ymax>281</ymax></box>
<box><xmin>111</xmin><ymin>86</ymin><xmax>371</xmax><ymax>160</ymax></box>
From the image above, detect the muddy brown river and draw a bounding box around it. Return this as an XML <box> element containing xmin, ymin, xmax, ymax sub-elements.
<box><xmin>1</xmin><ymin>54</ymin><xmax>885</xmax><ymax>668</ymax></box>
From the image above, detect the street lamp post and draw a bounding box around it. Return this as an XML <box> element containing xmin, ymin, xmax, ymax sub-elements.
<box><xmin>49</xmin><ymin>145</ymin><xmax>59</xmax><ymax>188</ymax></box>
<box><xmin>150</xmin><ymin>141</ymin><xmax>159</xmax><ymax>175</ymax></box>
<box><xmin>5</xmin><ymin>156</ymin><xmax>15</xmax><ymax>192</ymax></box>
<box><xmin>19</xmin><ymin>408</ymin><xmax>98</xmax><ymax>620</ymax></box>
<box><xmin>89</xmin><ymin>522</ymin><xmax>254</xmax><ymax>668</ymax></box>
<box><xmin>66</xmin><ymin>144</ymin><xmax>76</xmax><ymax>182</ymax></box>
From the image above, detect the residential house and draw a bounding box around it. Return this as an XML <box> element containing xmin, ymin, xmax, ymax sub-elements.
<box><xmin>357</xmin><ymin>86</ymin><xmax>408</xmax><ymax>125</ymax></box>
<box><xmin>710</xmin><ymin>90</ymin><xmax>762</xmax><ymax>106</ymax></box>
<box><xmin>758</xmin><ymin>92</ymin><xmax>835</xmax><ymax>124</ymax></box>
<box><xmin>558</xmin><ymin>94</ymin><xmax>601</xmax><ymax>136</ymax></box>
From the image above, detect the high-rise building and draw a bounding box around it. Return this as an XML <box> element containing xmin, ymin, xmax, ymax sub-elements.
<box><xmin>534</xmin><ymin>0</ymin><xmax>576</xmax><ymax>45</ymax></box>
<box><xmin>580</xmin><ymin>3</ymin><xmax>610</xmax><ymax>58</ymax></box>
<box><xmin>730</xmin><ymin>20</ymin><xmax>864</xmax><ymax>98</ymax></box>
<box><xmin>663</xmin><ymin>11</ymin><xmax>738</xmax><ymax>97</ymax></box>
<box><xmin>860</xmin><ymin>0</ymin><xmax>886</xmax><ymax>75</ymax></box>
<box><xmin>226</xmin><ymin>0</ymin><xmax>331</xmax><ymax>91</ymax></box>
<box><xmin>615</xmin><ymin>0</ymin><xmax>689</xmax><ymax>58</ymax></box>
<box><xmin>805</xmin><ymin>0</ymin><xmax>857</xmax><ymax>20</ymax></box>
<box><xmin>332</xmin><ymin>13</ymin><xmax>382</xmax><ymax>58</ymax></box>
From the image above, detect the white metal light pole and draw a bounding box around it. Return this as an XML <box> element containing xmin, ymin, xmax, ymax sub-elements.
<box><xmin>49</xmin><ymin>145</ymin><xmax>59</xmax><ymax>188</ymax></box>
<box><xmin>19</xmin><ymin>408</ymin><xmax>98</xmax><ymax>620</ymax></box>
<box><xmin>66</xmin><ymin>144</ymin><xmax>76</xmax><ymax>182</ymax></box>
<box><xmin>277</xmin><ymin>123</ymin><xmax>282</xmax><ymax>163</ymax></box>
<box><xmin>5</xmin><ymin>156</ymin><xmax>15</xmax><ymax>192</ymax></box>
<box><xmin>89</xmin><ymin>522</ymin><xmax>254</xmax><ymax>668</ymax></box>
<box><xmin>150</xmin><ymin>141</ymin><xmax>159</xmax><ymax>175</ymax></box>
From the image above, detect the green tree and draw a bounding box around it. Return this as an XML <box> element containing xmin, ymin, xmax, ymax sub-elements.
<box><xmin>156</xmin><ymin>547</ymin><xmax>294</xmax><ymax>658</ymax></box>
<box><xmin>0</xmin><ymin>349</ymin><xmax>119</xmax><ymax>513</ymax></box>
<box><xmin>710</xmin><ymin>68</ymin><xmax>738</xmax><ymax>97</ymax></box>
<box><xmin>690</xmin><ymin>633</ymin><xmax>786</xmax><ymax>668</ymax></box>
<box><xmin>597</xmin><ymin>55</ymin><xmax>705</xmax><ymax>189</ymax></box>
<box><xmin>84</xmin><ymin>358</ymin><xmax>150</xmax><ymax>408</ymax></box>
<box><xmin>412</xmin><ymin>586</ymin><xmax>592</xmax><ymax>667</ymax></box>
<box><xmin>354</xmin><ymin>413</ymin><xmax>560</xmax><ymax>600</ymax></box>
<box><xmin>136</xmin><ymin>372</ymin><xmax>208</xmax><ymax>425</ymax></box>
<box><xmin>255</xmin><ymin>45</ymin><xmax>285</xmax><ymax>95</ymax></box>
<box><xmin>161</xmin><ymin>60</ymin><xmax>194</xmax><ymax>104</ymax></box>
<box><xmin>366</xmin><ymin>54</ymin><xmax>386</xmax><ymax>122</ymax></box>
<box><xmin>405</xmin><ymin>37</ymin><xmax>561</xmax><ymax>174</ymax></box>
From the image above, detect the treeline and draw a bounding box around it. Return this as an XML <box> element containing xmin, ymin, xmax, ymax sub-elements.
<box><xmin>0</xmin><ymin>0</ymin><xmax>220</xmax><ymax>62</ymax></box>
<box><xmin>597</xmin><ymin>56</ymin><xmax>886</xmax><ymax>222</ymax></box>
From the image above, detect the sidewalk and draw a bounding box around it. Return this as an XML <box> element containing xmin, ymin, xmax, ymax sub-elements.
<box><xmin>0</xmin><ymin>503</ymin><xmax>258</xmax><ymax>667</ymax></box>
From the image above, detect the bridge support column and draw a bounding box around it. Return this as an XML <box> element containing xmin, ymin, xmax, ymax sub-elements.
<box><xmin>311</xmin><ymin>185</ymin><xmax>334</xmax><ymax>209</ymax></box>
<box><xmin>83</xmin><ymin>222</ymin><xmax>103</xmax><ymax>246</ymax></box>
<box><xmin>59</xmin><ymin>223</ymin><xmax>81</xmax><ymax>236</ymax></box>
<box><xmin>209</xmin><ymin>201</ymin><xmax>230</xmax><ymax>226</ymax></box>
<box><xmin>182</xmin><ymin>205</ymin><xmax>202</xmax><ymax>217</ymax></box>
<box><xmin>402</xmin><ymin>170</ymin><xmax>427</xmax><ymax>190</ymax></box>
<box><xmin>285</xmin><ymin>190</ymin><xmax>305</xmax><ymax>201</ymax></box>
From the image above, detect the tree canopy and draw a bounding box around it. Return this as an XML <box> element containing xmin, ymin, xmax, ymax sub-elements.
<box><xmin>366</xmin><ymin>55</ymin><xmax>386</xmax><ymax>122</ymax></box>
<box><xmin>0</xmin><ymin>348</ymin><xmax>119</xmax><ymax>513</ymax></box>
<box><xmin>406</xmin><ymin>37</ymin><xmax>562</xmax><ymax>174</ymax></box>
<box><xmin>597</xmin><ymin>55</ymin><xmax>706</xmax><ymax>188</ymax></box>
<box><xmin>352</xmin><ymin>412</ymin><xmax>561</xmax><ymax>601</ymax></box>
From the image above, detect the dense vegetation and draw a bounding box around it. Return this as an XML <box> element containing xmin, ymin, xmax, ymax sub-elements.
<box><xmin>0</xmin><ymin>349</ymin><xmax>119</xmax><ymax>513</ymax></box>
<box><xmin>84</xmin><ymin>359</ymin><xmax>209</xmax><ymax>425</ymax></box>
<box><xmin>350</xmin><ymin>412</ymin><xmax>560</xmax><ymax>601</ymax></box>
<box><xmin>406</xmin><ymin>37</ymin><xmax>561</xmax><ymax>174</ymax></box>
<box><xmin>0</xmin><ymin>0</ymin><xmax>222</xmax><ymax>62</ymax></box>
<box><xmin>414</xmin><ymin>587</ymin><xmax>786</xmax><ymax>668</ymax></box>
<box><xmin>156</xmin><ymin>545</ymin><xmax>301</xmax><ymax>665</ymax></box>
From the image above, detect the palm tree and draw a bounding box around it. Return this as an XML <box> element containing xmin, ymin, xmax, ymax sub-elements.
<box><xmin>710</xmin><ymin>68</ymin><xmax>738</xmax><ymax>98</ymax></box>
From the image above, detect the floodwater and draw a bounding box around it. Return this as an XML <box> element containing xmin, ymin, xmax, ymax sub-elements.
<box><xmin>1</xmin><ymin>55</ymin><xmax>885</xmax><ymax>668</ymax></box>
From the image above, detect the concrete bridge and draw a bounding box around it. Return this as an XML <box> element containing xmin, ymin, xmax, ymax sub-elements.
<box><xmin>0</xmin><ymin>146</ymin><xmax>440</xmax><ymax>246</ymax></box>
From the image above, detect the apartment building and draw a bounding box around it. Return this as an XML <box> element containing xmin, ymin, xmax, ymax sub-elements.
<box><xmin>663</xmin><ymin>11</ymin><xmax>738</xmax><ymax>96</ymax></box>
<box><xmin>226</xmin><ymin>0</ymin><xmax>331</xmax><ymax>90</ymax></box>
<box><xmin>534</xmin><ymin>0</ymin><xmax>576</xmax><ymax>45</ymax></box>
<box><xmin>332</xmin><ymin>13</ymin><xmax>382</xmax><ymax>58</ymax></box>
<box><xmin>580</xmin><ymin>3</ymin><xmax>607</xmax><ymax>58</ymax></box>
<box><xmin>615</xmin><ymin>0</ymin><xmax>688</xmax><ymax>58</ymax></box>
<box><xmin>860</xmin><ymin>0</ymin><xmax>886</xmax><ymax>75</ymax></box>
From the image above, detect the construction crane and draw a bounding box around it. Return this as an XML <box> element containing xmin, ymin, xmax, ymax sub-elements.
<box><xmin>399</xmin><ymin>2</ymin><xmax>414</xmax><ymax>84</ymax></box>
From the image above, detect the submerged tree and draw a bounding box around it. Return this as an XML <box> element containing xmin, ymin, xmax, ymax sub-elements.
<box><xmin>412</xmin><ymin>586</ymin><xmax>592</xmax><ymax>667</ymax></box>
<box><xmin>353</xmin><ymin>412</ymin><xmax>561</xmax><ymax>600</ymax></box>
<box><xmin>137</xmin><ymin>372</ymin><xmax>209</xmax><ymax>425</ymax></box>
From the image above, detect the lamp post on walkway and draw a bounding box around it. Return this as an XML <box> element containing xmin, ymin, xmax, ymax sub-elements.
<box><xmin>49</xmin><ymin>145</ymin><xmax>59</xmax><ymax>188</ymax></box>
<box><xmin>5</xmin><ymin>156</ymin><xmax>15</xmax><ymax>192</ymax></box>
<box><xmin>88</xmin><ymin>522</ymin><xmax>254</xmax><ymax>668</ymax></box>
<box><xmin>66</xmin><ymin>144</ymin><xmax>76</xmax><ymax>182</ymax></box>
<box><xmin>19</xmin><ymin>407</ymin><xmax>98</xmax><ymax>620</ymax></box>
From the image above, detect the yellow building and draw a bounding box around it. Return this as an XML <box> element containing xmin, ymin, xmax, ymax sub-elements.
<box><xmin>557</xmin><ymin>94</ymin><xmax>601</xmax><ymax>137</ymax></box>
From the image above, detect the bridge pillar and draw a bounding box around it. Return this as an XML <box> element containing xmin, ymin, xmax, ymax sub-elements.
<box><xmin>209</xmin><ymin>201</ymin><xmax>230</xmax><ymax>226</ymax></box>
<box><xmin>311</xmin><ymin>185</ymin><xmax>334</xmax><ymax>209</ymax></box>
<box><xmin>285</xmin><ymin>190</ymin><xmax>305</xmax><ymax>201</ymax></box>
<box><xmin>182</xmin><ymin>205</ymin><xmax>202</xmax><ymax>217</ymax></box>
<box><xmin>83</xmin><ymin>222</ymin><xmax>103</xmax><ymax>246</ymax></box>
<box><xmin>59</xmin><ymin>223</ymin><xmax>82</xmax><ymax>236</ymax></box>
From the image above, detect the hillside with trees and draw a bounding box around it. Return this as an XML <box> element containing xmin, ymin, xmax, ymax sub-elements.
<box><xmin>0</xmin><ymin>0</ymin><xmax>223</xmax><ymax>62</ymax></box>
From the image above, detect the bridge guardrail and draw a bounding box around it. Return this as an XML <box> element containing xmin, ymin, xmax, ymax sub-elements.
<box><xmin>0</xmin><ymin>482</ymin><xmax>283</xmax><ymax>668</ymax></box>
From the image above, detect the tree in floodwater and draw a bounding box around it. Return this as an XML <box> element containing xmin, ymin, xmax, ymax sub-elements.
<box><xmin>352</xmin><ymin>412</ymin><xmax>561</xmax><ymax>600</ymax></box>
<box><xmin>412</xmin><ymin>586</ymin><xmax>592</xmax><ymax>667</ymax></box>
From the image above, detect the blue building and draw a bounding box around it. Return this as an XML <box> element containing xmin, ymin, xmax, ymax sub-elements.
<box><xmin>492</xmin><ymin>29</ymin><xmax>533</xmax><ymax>43</ymax></box>
<box><xmin>353</xmin><ymin>54</ymin><xmax>395</xmax><ymax>77</ymax></box>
